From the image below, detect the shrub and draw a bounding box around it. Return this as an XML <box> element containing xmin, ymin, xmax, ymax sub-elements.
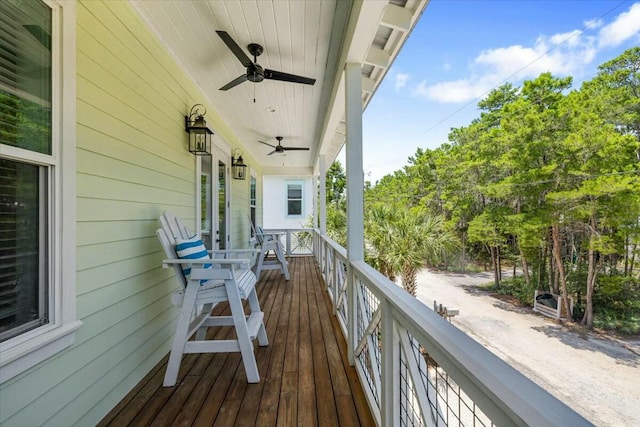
<box><xmin>592</xmin><ymin>275</ymin><xmax>640</xmax><ymax>335</ymax></box>
<box><xmin>487</xmin><ymin>276</ymin><xmax>536</xmax><ymax>307</ymax></box>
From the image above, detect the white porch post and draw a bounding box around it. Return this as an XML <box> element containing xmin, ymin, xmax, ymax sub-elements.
<box><xmin>345</xmin><ymin>62</ymin><xmax>364</xmax><ymax>366</ymax></box>
<box><xmin>319</xmin><ymin>155</ymin><xmax>327</xmax><ymax>235</ymax></box>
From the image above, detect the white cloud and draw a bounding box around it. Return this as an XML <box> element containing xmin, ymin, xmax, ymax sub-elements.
<box><xmin>411</xmin><ymin>2</ymin><xmax>640</xmax><ymax>105</ymax></box>
<box><xmin>414</xmin><ymin>35</ymin><xmax>597</xmax><ymax>104</ymax></box>
<box><xmin>550</xmin><ymin>30</ymin><xmax>583</xmax><ymax>46</ymax></box>
<box><xmin>598</xmin><ymin>2</ymin><xmax>640</xmax><ymax>48</ymax></box>
<box><xmin>584</xmin><ymin>18</ymin><xmax>603</xmax><ymax>30</ymax></box>
<box><xmin>414</xmin><ymin>77</ymin><xmax>496</xmax><ymax>104</ymax></box>
<box><xmin>394</xmin><ymin>73</ymin><xmax>410</xmax><ymax>90</ymax></box>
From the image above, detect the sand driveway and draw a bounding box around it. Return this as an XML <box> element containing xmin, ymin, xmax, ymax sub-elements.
<box><xmin>415</xmin><ymin>269</ymin><xmax>640</xmax><ymax>426</ymax></box>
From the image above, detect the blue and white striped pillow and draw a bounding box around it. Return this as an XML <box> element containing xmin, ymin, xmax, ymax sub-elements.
<box><xmin>175</xmin><ymin>236</ymin><xmax>212</xmax><ymax>283</ymax></box>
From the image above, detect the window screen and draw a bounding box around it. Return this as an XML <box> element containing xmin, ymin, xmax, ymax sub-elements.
<box><xmin>0</xmin><ymin>0</ymin><xmax>52</xmax><ymax>342</ymax></box>
<box><xmin>287</xmin><ymin>182</ymin><xmax>303</xmax><ymax>216</ymax></box>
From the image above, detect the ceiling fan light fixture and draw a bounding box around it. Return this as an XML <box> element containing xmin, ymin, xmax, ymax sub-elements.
<box><xmin>246</xmin><ymin>64</ymin><xmax>264</xmax><ymax>82</ymax></box>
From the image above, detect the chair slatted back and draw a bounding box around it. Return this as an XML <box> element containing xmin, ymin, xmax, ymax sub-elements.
<box><xmin>160</xmin><ymin>211</ymin><xmax>192</xmax><ymax>241</ymax></box>
<box><xmin>156</xmin><ymin>226</ymin><xmax>188</xmax><ymax>288</ymax></box>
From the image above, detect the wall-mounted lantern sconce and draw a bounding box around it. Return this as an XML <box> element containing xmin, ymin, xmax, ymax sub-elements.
<box><xmin>232</xmin><ymin>148</ymin><xmax>247</xmax><ymax>180</ymax></box>
<box><xmin>184</xmin><ymin>104</ymin><xmax>213</xmax><ymax>155</ymax></box>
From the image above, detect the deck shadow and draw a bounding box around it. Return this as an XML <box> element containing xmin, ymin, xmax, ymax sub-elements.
<box><xmin>530</xmin><ymin>325</ymin><xmax>640</xmax><ymax>367</ymax></box>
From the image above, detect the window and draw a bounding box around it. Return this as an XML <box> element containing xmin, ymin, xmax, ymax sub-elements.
<box><xmin>250</xmin><ymin>176</ymin><xmax>256</xmax><ymax>236</ymax></box>
<box><xmin>287</xmin><ymin>182</ymin><xmax>303</xmax><ymax>216</ymax></box>
<box><xmin>0</xmin><ymin>0</ymin><xmax>79</xmax><ymax>383</ymax></box>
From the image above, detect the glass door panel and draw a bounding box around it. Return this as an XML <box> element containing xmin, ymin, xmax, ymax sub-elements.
<box><xmin>200</xmin><ymin>155</ymin><xmax>213</xmax><ymax>249</ymax></box>
<box><xmin>216</xmin><ymin>156</ymin><xmax>228</xmax><ymax>250</ymax></box>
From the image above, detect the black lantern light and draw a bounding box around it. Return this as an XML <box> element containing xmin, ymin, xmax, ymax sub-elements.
<box><xmin>184</xmin><ymin>104</ymin><xmax>213</xmax><ymax>155</ymax></box>
<box><xmin>232</xmin><ymin>148</ymin><xmax>247</xmax><ymax>180</ymax></box>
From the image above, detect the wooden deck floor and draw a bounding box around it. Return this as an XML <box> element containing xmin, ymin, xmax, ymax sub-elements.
<box><xmin>98</xmin><ymin>256</ymin><xmax>375</xmax><ymax>426</ymax></box>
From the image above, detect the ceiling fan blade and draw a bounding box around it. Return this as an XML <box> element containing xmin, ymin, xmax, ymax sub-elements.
<box><xmin>219</xmin><ymin>74</ymin><xmax>248</xmax><ymax>90</ymax></box>
<box><xmin>267</xmin><ymin>149</ymin><xmax>277</xmax><ymax>156</ymax></box>
<box><xmin>258</xmin><ymin>140</ymin><xmax>277</xmax><ymax>149</ymax></box>
<box><xmin>216</xmin><ymin>30</ymin><xmax>253</xmax><ymax>68</ymax></box>
<box><xmin>282</xmin><ymin>147</ymin><xmax>310</xmax><ymax>151</ymax></box>
<box><xmin>264</xmin><ymin>69</ymin><xmax>315</xmax><ymax>85</ymax></box>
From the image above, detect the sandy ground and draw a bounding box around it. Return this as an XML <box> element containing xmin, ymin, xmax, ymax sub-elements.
<box><xmin>415</xmin><ymin>269</ymin><xmax>640</xmax><ymax>427</ymax></box>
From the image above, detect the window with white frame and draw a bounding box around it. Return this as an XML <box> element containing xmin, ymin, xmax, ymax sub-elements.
<box><xmin>0</xmin><ymin>0</ymin><xmax>79</xmax><ymax>383</ymax></box>
<box><xmin>286</xmin><ymin>181</ymin><xmax>303</xmax><ymax>216</ymax></box>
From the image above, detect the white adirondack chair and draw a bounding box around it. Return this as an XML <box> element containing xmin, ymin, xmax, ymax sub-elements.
<box><xmin>156</xmin><ymin>212</ymin><xmax>268</xmax><ymax>387</ymax></box>
<box><xmin>249</xmin><ymin>218</ymin><xmax>290</xmax><ymax>281</ymax></box>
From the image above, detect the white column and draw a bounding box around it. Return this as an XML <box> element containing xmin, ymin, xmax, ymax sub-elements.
<box><xmin>319</xmin><ymin>155</ymin><xmax>327</xmax><ymax>235</ymax></box>
<box><xmin>345</xmin><ymin>62</ymin><xmax>364</xmax><ymax>366</ymax></box>
<box><xmin>312</xmin><ymin>175</ymin><xmax>318</xmax><ymax>228</ymax></box>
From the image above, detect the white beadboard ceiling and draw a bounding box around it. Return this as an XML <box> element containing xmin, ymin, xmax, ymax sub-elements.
<box><xmin>131</xmin><ymin>0</ymin><xmax>428</xmax><ymax>175</ymax></box>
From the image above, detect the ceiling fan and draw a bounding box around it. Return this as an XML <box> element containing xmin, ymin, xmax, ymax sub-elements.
<box><xmin>258</xmin><ymin>136</ymin><xmax>310</xmax><ymax>156</ymax></box>
<box><xmin>216</xmin><ymin>30</ymin><xmax>316</xmax><ymax>92</ymax></box>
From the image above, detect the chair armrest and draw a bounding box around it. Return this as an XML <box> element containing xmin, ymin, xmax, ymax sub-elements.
<box><xmin>208</xmin><ymin>249</ymin><xmax>260</xmax><ymax>256</ymax></box>
<box><xmin>162</xmin><ymin>258</ymin><xmax>251</xmax><ymax>269</ymax></box>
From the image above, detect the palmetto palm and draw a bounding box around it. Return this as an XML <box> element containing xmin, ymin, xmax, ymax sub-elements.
<box><xmin>366</xmin><ymin>204</ymin><xmax>458</xmax><ymax>296</ymax></box>
<box><xmin>365</xmin><ymin>204</ymin><xmax>398</xmax><ymax>281</ymax></box>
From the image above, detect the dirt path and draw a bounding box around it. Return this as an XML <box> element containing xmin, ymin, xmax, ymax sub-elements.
<box><xmin>415</xmin><ymin>269</ymin><xmax>640</xmax><ymax>427</ymax></box>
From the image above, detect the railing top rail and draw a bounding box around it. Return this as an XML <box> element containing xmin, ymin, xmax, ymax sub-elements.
<box><xmin>262</xmin><ymin>228</ymin><xmax>315</xmax><ymax>233</ymax></box>
<box><xmin>318</xmin><ymin>233</ymin><xmax>347</xmax><ymax>259</ymax></box>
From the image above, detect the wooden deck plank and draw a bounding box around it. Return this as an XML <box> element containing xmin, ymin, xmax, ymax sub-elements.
<box><xmin>308</xmin><ymin>257</ymin><xmax>340</xmax><ymax>427</ymax></box>
<box><xmin>254</xmin><ymin>270</ymin><xmax>293</xmax><ymax>426</ymax></box>
<box><xmin>125</xmin><ymin>354</ymin><xmax>200</xmax><ymax>426</ymax></box>
<box><xmin>297</xmin><ymin>257</ymin><xmax>318</xmax><ymax>427</ymax></box>
<box><xmin>212</xmin><ymin>270</ymin><xmax>286</xmax><ymax>426</ymax></box>
<box><xmin>97</xmin><ymin>354</ymin><xmax>169</xmax><ymax>427</ymax></box>
<box><xmin>233</xmin><ymin>270</ymin><xmax>287</xmax><ymax>426</ymax></box>
<box><xmin>319</xmin><ymin>278</ymin><xmax>376</xmax><ymax>426</ymax></box>
<box><xmin>282</xmin><ymin>260</ymin><xmax>300</xmax><ymax>374</ymax></box>
<box><xmin>98</xmin><ymin>257</ymin><xmax>374</xmax><ymax>427</ymax></box>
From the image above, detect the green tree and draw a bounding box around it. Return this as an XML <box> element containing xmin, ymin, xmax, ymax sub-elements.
<box><xmin>326</xmin><ymin>160</ymin><xmax>346</xmax><ymax>208</ymax></box>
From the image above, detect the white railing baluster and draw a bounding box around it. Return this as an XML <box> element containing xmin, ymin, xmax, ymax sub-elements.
<box><xmin>381</xmin><ymin>300</ymin><xmax>399</xmax><ymax>427</ymax></box>
<box><xmin>334</xmin><ymin>259</ymin><xmax>340</xmax><ymax>308</ymax></box>
<box><xmin>347</xmin><ymin>264</ymin><xmax>356</xmax><ymax>366</ymax></box>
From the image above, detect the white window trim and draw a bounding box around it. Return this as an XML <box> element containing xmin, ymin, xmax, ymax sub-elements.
<box><xmin>286</xmin><ymin>180</ymin><xmax>304</xmax><ymax>217</ymax></box>
<box><xmin>0</xmin><ymin>0</ymin><xmax>81</xmax><ymax>384</ymax></box>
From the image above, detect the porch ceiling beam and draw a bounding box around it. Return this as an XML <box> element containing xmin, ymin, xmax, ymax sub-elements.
<box><xmin>361</xmin><ymin>77</ymin><xmax>376</xmax><ymax>94</ymax></box>
<box><xmin>381</xmin><ymin>4</ymin><xmax>412</xmax><ymax>31</ymax></box>
<box><xmin>364</xmin><ymin>47</ymin><xmax>390</xmax><ymax>69</ymax></box>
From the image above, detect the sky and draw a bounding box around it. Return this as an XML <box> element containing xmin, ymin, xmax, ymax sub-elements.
<box><xmin>355</xmin><ymin>0</ymin><xmax>640</xmax><ymax>183</ymax></box>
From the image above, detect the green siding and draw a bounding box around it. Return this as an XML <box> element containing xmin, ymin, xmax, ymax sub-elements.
<box><xmin>231</xmin><ymin>178</ymin><xmax>251</xmax><ymax>248</ymax></box>
<box><xmin>0</xmin><ymin>1</ymin><xmax>262</xmax><ymax>426</ymax></box>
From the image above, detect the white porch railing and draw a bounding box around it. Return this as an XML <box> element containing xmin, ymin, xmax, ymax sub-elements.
<box><xmin>263</xmin><ymin>228</ymin><xmax>314</xmax><ymax>256</ymax></box>
<box><xmin>312</xmin><ymin>230</ymin><xmax>591</xmax><ymax>427</ymax></box>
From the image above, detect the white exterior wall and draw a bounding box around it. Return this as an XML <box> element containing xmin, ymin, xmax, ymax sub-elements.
<box><xmin>262</xmin><ymin>175</ymin><xmax>314</xmax><ymax>229</ymax></box>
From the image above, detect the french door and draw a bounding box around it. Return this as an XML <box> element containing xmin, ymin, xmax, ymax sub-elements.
<box><xmin>200</xmin><ymin>147</ymin><xmax>230</xmax><ymax>250</ymax></box>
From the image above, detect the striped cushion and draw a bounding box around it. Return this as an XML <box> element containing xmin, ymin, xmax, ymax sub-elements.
<box><xmin>175</xmin><ymin>236</ymin><xmax>211</xmax><ymax>283</ymax></box>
